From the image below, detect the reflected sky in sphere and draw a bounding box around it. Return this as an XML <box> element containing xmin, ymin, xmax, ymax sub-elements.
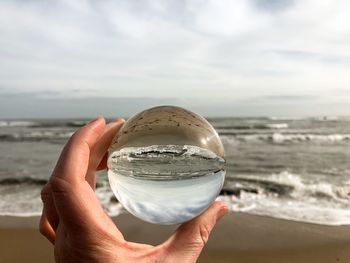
<box><xmin>107</xmin><ymin>106</ymin><xmax>226</xmax><ymax>224</ymax></box>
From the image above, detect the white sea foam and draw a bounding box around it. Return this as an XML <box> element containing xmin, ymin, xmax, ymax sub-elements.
<box><xmin>218</xmin><ymin>194</ymin><xmax>350</xmax><ymax>225</ymax></box>
<box><xmin>24</xmin><ymin>131</ymin><xmax>73</xmax><ymax>139</ymax></box>
<box><xmin>0</xmin><ymin>131</ymin><xmax>74</xmax><ymax>141</ymax></box>
<box><xmin>0</xmin><ymin>183</ymin><xmax>125</xmax><ymax>218</ymax></box>
<box><xmin>0</xmin><ymin>121</ymin><xmax>37</xmax><ymax>127</ymax></box>
<box><xmin>0</xmin><ymin>121</ymin><xmax>8</xmax><ymax>127</ymax></box>
<box><xmin>1</xmin><ymin>172</ymin><xmax>349</xmax><ymax>225</ymax></box>
<box><xmin>222</xmin><ymin>171</ymin><xmax>350</xmax><ymax>225</ymax></box>
<box><xmin>264</xmin><ymin>123</ymin><xmax>289</xmax><ymax>129</ymax></box>
<box><xmin>268</xmin><ymin>116</ymin><xmax>305</xmax><ymax>121</ymax></box>
<box><xmin>271</xmin><ymin>133</ymin><xmax>350</xmax><ymax>143</ymax></box>
<box><xmin>221</xmin><ymin>133</ymin><xmax>350</xmax><ymax>143</ymax></box>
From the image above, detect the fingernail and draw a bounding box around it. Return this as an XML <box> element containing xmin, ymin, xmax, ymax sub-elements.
<box><xmin>114</xmin><ymin>118</ymin><xmax>125</xmax><ymax>123</ymax></box>
<box><xmin>216</xmin><ymin>201</ymin><xmax>229</xmax><ymax>221</ymax></box>
<box><xmin>106</xmin><ymin>118</ymin><xmax>125</xmax><ymax>127</ymax></box>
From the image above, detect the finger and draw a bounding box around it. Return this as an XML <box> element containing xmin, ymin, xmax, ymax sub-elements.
<box><xmin>96</xmin><ymin>118</ymin><xmax>125</xmax><ymax>171</ymax></box>
<box><xmin>40</xmin><ymin>184</ymin><xmax>58</xmax><ymax>245</ymax></box>
<box><xmin>86</xmin><ymin>119</ymin><xmax>125</xmax><ymax>189</ymax></box>
<box><xmin>162</xmin><ymin>201</ymin><xmax>228</xmax><ymax>263</ymax></box>
<box><xmin>49</xmin><ymin>117</ymin><xmax>105</xmax><ymax>223</ymax></box>
<box><xmin>39</xmin><ymin>212</ymin><xmax>56</xmax><ymax>244</ymax></box>
<box><xmin>40</xmin><ymin>183</ymin><xmax>59</xmax><ymax>231</ymax></box>
<box><xmin>51</xmin><ymin>117</ymin><xmax>106</xmax><ymax>185</ymax></box>
<box><xmin>51</xmin><ymin>176</ymin><xmax>124</xmax><ymax>240</ymax></box>
<box><xmin>49</xmin><ymin>117</ymin><xmax>124</xmax><ymax>240</ymax></box>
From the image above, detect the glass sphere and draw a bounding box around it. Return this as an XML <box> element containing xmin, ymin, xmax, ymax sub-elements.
<box><xmin>107</xmin><ymin>106</ymin><xmax>225</xmax><ymax>225</ymax></box>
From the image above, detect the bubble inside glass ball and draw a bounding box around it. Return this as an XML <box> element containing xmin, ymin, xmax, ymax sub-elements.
<box><xmin>107</xmin><ymin>106</ymin><xmax>226</xmax><ymax>225</ymax></box>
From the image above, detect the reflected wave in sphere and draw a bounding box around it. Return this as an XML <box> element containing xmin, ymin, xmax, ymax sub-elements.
<box><xmin>107</xmin><ymin>106</ymin><xmax>226</xmax><ymax>225</ymax></box>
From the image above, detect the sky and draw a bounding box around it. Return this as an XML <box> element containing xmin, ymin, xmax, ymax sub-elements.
<box><xmin>0</xmin><ymin>0</ymin><xmax>350</xmax><ymax>118</ymax></box>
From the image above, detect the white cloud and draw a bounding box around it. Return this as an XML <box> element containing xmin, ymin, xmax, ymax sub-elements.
<box><xmin>0</xmin><ymin>0</ymin><xmax>350</xmax><ymax>116</ymax></box>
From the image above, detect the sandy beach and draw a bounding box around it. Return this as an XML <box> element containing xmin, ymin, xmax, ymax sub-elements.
<box><xmin>1</xmin><ymin>212</ymin><xmax>350</xmax><ymax>263</ymax></box>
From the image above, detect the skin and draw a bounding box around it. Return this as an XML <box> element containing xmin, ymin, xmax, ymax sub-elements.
<box><xmin>39</xmin><ymin>117</ymin><xmax>228</xmax><ymax>263</ymax></box>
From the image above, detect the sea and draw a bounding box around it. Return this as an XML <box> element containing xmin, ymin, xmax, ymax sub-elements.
<box><xmin>0</xmin><ymin>117</ymin><xmax>349</xmax><ymax>225</ymax></box>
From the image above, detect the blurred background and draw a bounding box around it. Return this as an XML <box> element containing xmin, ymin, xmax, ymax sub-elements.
<box><xmin>0</xmin><ymin>0</ymin><xmax>349</xmax><ymax>225</ymax></box>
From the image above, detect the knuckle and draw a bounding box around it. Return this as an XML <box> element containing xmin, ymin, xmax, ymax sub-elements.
<box><xmin>40</xmin><ymin>183</ymin><xmax>51</xmax><ymax>203</ymax></box>
<box><xmin>49</xmin><ymin>176</ymin><xmax>71</xmax><ymax>197</ymax></box>
<box><xmin>70</xmin><ymin>128</ymin><xmax>84</xmax><ymax>141</ymax></box>
<box><xmin>198</xmin><ymin>223</ymin><xmax>211</xmax><ymax>246</ymax></box>
<box><xmin>67</xmin><ymin>131</ymin><xmax>85</xmax><ymax>149</ymax></box>
<box><xmin>70</xmin><ymin>125</ymin><xmax>100</xmax><ymax>148</ymax></box>
<box><xmin>186</xmin><ymin>223</ymin><xmax>212</xmax><ymax>249</ymax></box>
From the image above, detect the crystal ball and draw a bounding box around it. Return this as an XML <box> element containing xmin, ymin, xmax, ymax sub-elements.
<box><xmin>107</xmin><ymin>106</ymin><xmax>226</xmax><ymax>225</ymax></box>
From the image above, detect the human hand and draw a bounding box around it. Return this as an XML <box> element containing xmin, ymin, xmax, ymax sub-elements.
<box><xmin>40</xmin><ymin>117</ymin><xmax>228</xmax><ymax>263</ymax></box>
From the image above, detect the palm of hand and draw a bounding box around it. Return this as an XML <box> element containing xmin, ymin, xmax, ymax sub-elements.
<box><xmin>40</xmin><ymin>118</ymin><xmax>227</xmax><ymax>263</ymax></box>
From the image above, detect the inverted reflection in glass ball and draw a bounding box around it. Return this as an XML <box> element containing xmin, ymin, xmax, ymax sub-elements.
<box><xmin>107</xmin><ymin>106</ymin><xmax>225</xmax><ymax>225</ymax></box>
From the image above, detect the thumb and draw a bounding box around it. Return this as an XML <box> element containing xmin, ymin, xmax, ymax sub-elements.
<box><xmin>162</xmin><ymin>201</ymin><xmax>228</xmax><ymax>263</ymax></box>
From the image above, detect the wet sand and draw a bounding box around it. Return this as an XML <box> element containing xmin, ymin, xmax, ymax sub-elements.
<box><xmin>1</xmin><ymin>212</ymin><xmax>350</xmax><ymax>263</ymax></box>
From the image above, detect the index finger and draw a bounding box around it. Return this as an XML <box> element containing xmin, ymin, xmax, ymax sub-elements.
<box><xmin>51</xmin><ymin>117</ymin><xmax>106</xmax><ymax>184</ymax></box>
<box><xmin>48</xmin><ymin>117</ymin><xmax>123</xmax><ymax>234</ymax></box>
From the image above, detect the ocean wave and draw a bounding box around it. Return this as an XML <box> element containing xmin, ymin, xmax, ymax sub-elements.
<box><xmin>264</xmin><ymin>123</ymin><xmax>289</xmax><ymax>129</ymax></box>
<box><xmin>270</xmin><ymin>133</ymin><xmax>350</xmax><ymax>143</ymax></box>
<box><xmin>268</xmin><ymin>116</ymin><xmax>350</xmax><ymax>121</ymax></box>
<box><xmin>0</xmin><ymin>120</ymin><xmax>88</xmax><ymax>128</ymax></box>
<box><xmin>216</xmin><ymin>123</ymin><xmax>288</xmax><ymax>130</ymax></box>
<box><xmin>268</xmin><ymin>116</ymin><xmax>305</xmax><ymax>121</ymax></box>
<box><xmin>0</xmin><ymin>121</ymin><xmax>37</xmax><ymax>127</ymax></box>
<box><xmin>1</xmin><ymin>172</ymin><xmax>349</xmax><ymax>225</ymax></box>
<box><xmin>66</xmin><ymin>121</ymin><xmax>89</xmax><ymax>127</ymax></box>
<box><xmin>0</xmin><ymin>131</ymin><xmax>73</xmax><ymax>142</ymax></box>
<box><xmin>225</xmin><ymin>171</ymin><xmax>350</xmax><ymax>203</ymax></box>
<box><xmin>0</xmin><ymin>179</ymin><xmax>124</xmax><ymax>217</ymax></box>
<box><xmin>220</xmin><ymin>133</ymin><xmax>350</xmax><ymax>143</ymax></box>
<box><xmin>221</xmin><ymin>171</ymin><xmax>350</xmax><ymax>225</ymax></box>
<box><xmin>0</xmin><ymin>177</ymin><xmax>47</xmax><ymax>186</ymax></box>
<box><xmin>218</xmin><ymin>194</ymin><xmax>350</xmax><ymax>225</ymax></box>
